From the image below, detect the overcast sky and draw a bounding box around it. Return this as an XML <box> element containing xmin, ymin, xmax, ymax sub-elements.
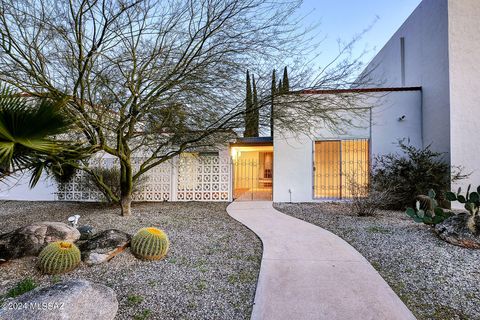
<box><xmin>299</xmin><ymin>0</ymin><xmax>422</xmax><ymax>68</ymax></box>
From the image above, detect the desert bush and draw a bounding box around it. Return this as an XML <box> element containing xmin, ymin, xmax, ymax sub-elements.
<box><xmin>86</xmin><ymin>166</ymin><xmax>147</xmax><ymax>202</ymax></box>
<box><xmin>372</xmin><ymin>141</ymin><xmax>467</xmax><ymax>210</ymax></box>
<box><xmin>346</xmin><ymin>172</ymin><xmax>394</xmax><ymax>216</ymax></box>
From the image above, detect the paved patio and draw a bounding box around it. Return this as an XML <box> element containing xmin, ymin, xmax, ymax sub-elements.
<box><xmin>227</xmin><ymin>201</ymin><xmax>416</xmax><ymax>320</ymax></box>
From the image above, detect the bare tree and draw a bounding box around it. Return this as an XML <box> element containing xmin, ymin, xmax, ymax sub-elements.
<box><xmin>0</xmin><ymin>0</ymin><xmax>373</xmax><ymax>215</ymax></box>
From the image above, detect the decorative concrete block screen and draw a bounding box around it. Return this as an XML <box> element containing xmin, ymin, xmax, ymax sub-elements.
<box><xmin>55</xmin><ymin>157</ymin><xmax>119</xmax><ymax>202</ymax></box>
<box><xmin>131</xmin><ymin>159</ymin><xmax>172</xmax><ymax>202</ymax></box>
<box><xmin>176</xmin><ymin>153</ymin><xmax>231</xmax><ymax>201</ymax></box>
<box><xmin>54</xmin><ymin>153</ymin><xmax>232</xmax><ymax>202</ymax></box>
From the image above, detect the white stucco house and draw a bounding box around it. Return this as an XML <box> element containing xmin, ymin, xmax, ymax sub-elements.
<box><xmin>1</xmin><ymin>0</ymin><xmax>479</xmax><ymax>203</ymax></box>
<box><xmin>240</xmin><ymin>0</ymin><xmax>480</xmax><ymax>202</ymax></box>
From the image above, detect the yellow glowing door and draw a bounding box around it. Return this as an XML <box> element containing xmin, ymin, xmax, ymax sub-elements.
<box><xmin>314</xmin><ymin>141</ymin><xmax>341</xmax><ymax>198</ymax></box>
<box><xmin>314</xmin><ymin>139</ymin><xmax>369</xmax><ymax>199</ymax></box>
<box><xmin>341</xmin><ymin>139</ymin><xmax>370</xmax><ymax>198</ymax></box>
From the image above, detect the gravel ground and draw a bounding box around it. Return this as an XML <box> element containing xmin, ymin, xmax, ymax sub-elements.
<box><xmin>0</xmin><ymin>201</ymin><xmax>262</xmax><ymax>320</ymax></box>
<box><xmin>275</xmin><ymin>202</ymin><xmax>480</xmax><ymax>320</ymax></box>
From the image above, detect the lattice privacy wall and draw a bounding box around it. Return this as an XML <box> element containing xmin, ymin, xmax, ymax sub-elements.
<box><xmin>176</xmin><ymin>154</ymin><xmax>230</xmax><ymax>201</ymax></box>
<box><xmin>55</xmin><ymin>157</ymin><xmax>116</xmax><ymax>202</ymax></box>
<box><xmin>131</xmin><ymin>159</ymin><xmax>172</xmax><ymax>201</ymax></box>
<box><xmin>54</xmin><ymin>153</ymin><xmax>231</xmax><ymax>202</ymax></box>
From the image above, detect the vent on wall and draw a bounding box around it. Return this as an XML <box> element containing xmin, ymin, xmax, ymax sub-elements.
<box><xmin>400</xmin><ymin>37</ymin><xmax>406</xmax><ymax>86</ymax></box>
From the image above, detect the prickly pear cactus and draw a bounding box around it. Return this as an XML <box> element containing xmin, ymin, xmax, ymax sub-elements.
<box><xmin>445</xmin><ymin>184</ymin><xmax>480</xmax><ymax>233</ymax></box>
<box><xmin>37</xmin><ymin>241</ymin><xmax>81</xmax><ymax>274</ymax></box>
<box><xmin>131</xmin><ymin>227</ymin><xmax>169</xmax><ymax>261</ymax></box>
<box><xmin>406</xmin><ymin>189</ymin><xmax>453</xmax><ymax>225</ymax></box>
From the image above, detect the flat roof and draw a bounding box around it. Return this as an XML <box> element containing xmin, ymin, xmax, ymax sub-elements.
<box><xmin>231</xmin><ymin>136</ymin><xmax>273</xmax><ymax>147</ymax></box>
<box><xmin>294</xmin><ymin>86</ymin><xmax>422</xmax><ymax>95</ymax></box>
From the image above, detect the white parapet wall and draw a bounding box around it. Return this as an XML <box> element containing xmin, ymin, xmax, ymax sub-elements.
<box><xmin>356</xmin><ymin>0</ymin><xmax>480</xmax><ymax>205</ymax></box>
<box><xmin>360</xmin><ymin>0</ymin><xmax>450</xmax><ymax>157</ymax></box>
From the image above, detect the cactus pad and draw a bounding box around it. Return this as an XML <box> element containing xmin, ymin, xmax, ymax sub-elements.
<box><xmin>131</xmin><ymin>227</ymin><xmax>169</xmax><ymax>260</ymax></box>
<box><xmin>37</xmin><ymin>241</ymin><xmax>81</xmax><ymax>274</ymax></box>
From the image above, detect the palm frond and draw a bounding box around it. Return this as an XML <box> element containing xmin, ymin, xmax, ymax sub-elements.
<box><xmin>0</xmin><ymin>83</ymin><xmax>73</xmax><ymax>172</ymax></box>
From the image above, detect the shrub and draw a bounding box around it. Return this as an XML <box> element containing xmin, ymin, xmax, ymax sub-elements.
<box><xmin>346</xmin><ymin>172</ymin><xmax>394</xmax><ymax>216</ymax></box>
<box><xmin>372</xmin><ymin>141</ymin><xmax>467</xmax><ymax>210</ymax></box>
<box><xmin>85</xmin><ymin>166</ymin><xmax>147</xmax><ymax>202</ymax></box>
<box><xmin>131</xmin><ymin>227</ymin><xmax>169</xmax><ymax>261</ymax></box>
<box><xmin>86</xmin><ymin>167</ymin><xmax>122</xmax><ymax>199</ymax></box>
<box><xmin>37</xmin><ymin>241</ymin><xmax>81</xmax><ymax>274</ymax></box>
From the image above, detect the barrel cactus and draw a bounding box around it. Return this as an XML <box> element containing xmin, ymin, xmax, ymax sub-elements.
<box><xmin>131</xmin><ymin>227</ymin><xmax>169</xmax><ymax>260</ymax></box>
<box><xmin>37</xmin><ymin>241</ymin><xmax>81</xmax><ymax>274</ymax></box>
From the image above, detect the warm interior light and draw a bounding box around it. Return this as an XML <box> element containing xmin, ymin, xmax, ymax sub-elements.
<box><xmin>314</xmin><ymin>140</ymin><xmax>369</xmax><ymax>199</ymax></box>
<box><xmin>232</xmin><ymin>146</ymin><xmax>274</xmax><ymax>200</ymax></box>
<box><xmin>231</xmin><ymin>147</ymin><xmax>237</xmax><ymax>158</ymax></box>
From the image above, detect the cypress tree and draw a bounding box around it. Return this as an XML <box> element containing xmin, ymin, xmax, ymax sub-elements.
<box><xmin>270</xmin><ymin>69</ymin><xmax>276</xmax><ymax>136</ymax></box>
<box><xmin>252</xmin><ymin>74</ymin><xmax>259</xmax><ymax>137</ymax></box>
<box><xmin>244</xmin><ymin>70</ymin><xmax>254</xmax><ymax>137</ymax></box>
<box><xmin>278</xmin><ymin>79</ymin><xmax>283</xmax><ymax>94</ymax></box>
<box><xmin>282</xmin><ymin>66</ymin><xmax>289</xmax><ymax>93</ymax></box>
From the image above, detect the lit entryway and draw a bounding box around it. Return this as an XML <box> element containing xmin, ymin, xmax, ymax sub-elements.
<box><xmin>231</xmin><ymin>145</ymin><xmax>273</xmax><ymax>201</ymax></box>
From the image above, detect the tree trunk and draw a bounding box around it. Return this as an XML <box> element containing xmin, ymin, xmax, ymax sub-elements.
<box><xmin>120</xmin><ymin>193</ymin><xmax>132</xmax><ymax>216</ymax></box>
<box><xmin>119</xmin><ymin>159</ymin><xmax>133</xmax><ymax>216</ymax></box>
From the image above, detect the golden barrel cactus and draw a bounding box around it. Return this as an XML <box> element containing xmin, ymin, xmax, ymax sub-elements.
<box><xmin>37</xmin><ymin>241</ymin><xmax>81</xmax><ymax>274</ymax></box>
<box><xmin>131</xmin><ymin>227</ymin><xmax>169</xmax><ymax>260</ymax></box>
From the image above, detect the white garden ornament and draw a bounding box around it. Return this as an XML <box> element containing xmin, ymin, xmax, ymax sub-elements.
<box><xmin>68</xmin><ymin>215</ymin><xmax>80</xmax><ymax>228</ymax></box>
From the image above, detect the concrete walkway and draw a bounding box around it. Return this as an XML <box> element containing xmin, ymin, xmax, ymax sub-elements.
<box><xmin>227</xmin><ymin>201</ymin><xmax>416</xmax><ymax>320</ymax></box>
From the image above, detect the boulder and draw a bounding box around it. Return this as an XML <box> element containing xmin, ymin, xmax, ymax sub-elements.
<box><xmin>79</xmin><ymin>229</ymin><xmax>131</xmax><ymax>266</ymax></box>
<box><xmin>0</xmin><ymin>279</ymin><xmax>118</xmax><ymax>320</ymax></box>
<box><xmin>77</xmin><ymin>225</ymin><xmax>96</xmax><ymax>240</ymax></box>
<box><xmin>435</xmin><ymin>213</ymin><xmax>480</xmax><ymax>249</ymax></box>
<box><xmin>0</xmin><ymin>222</ymin><xmax>81</xmax><ymax>261</ymax></box>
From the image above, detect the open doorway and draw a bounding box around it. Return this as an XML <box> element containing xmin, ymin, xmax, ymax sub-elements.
<box><xmin>231</xmin><ymin>145</ymin><xmax>273</xmax><ymax>201</ymax></box>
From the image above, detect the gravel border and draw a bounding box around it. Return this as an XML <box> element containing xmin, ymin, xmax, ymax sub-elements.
<box><xmin>274</xmin><ymin>202</ymin><xmax>480</xmax><ymax>320</ymax></box>
<box><xmin>0</xmin><ymin>201</ymin><xmax>262</xmax><ymax>320</ymax></box>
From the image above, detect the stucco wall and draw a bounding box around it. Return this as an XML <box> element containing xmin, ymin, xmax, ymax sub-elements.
<box><xmin>361</xmin><ymin>0</ymin><xmax>450</xmax><ymax>157</ymax></box>
<box><xmin>448</xmin><ymin>0</ymin><xmax>480</xmax><ymax>191</ymax></box>
<box><xmin>0</xmin><ymin>175</ymin><xmax>56</xmax><ymax>201</ymax></box>
<box><xmin>273</xmin><ymin>90</ymin><xmax>422</xmax><ymax>202</ymax></box>
<box><xmin>370</xmin><ymin>90</ymin><xmax>423</xmax><ymax>156</ymax></box>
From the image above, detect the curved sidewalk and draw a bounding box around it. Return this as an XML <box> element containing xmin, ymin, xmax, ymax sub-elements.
<box><xmin>227</xmin><ymin>201</ymin><xmax>416</xmax><ymax>320</ymax></box>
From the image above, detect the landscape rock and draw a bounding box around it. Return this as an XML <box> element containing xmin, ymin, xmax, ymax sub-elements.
<box><xmin>0</xmin><ymin>222</ymin><xmax>81</xmax><ymax>261</ymax></box>
<box><xmin>0</xmin><ymin>279</ymin><xmax>118</xmax><ymax>320</ymax></box>
<box><xmin>435</xmin><ymin>213</ymin><xmax>480</xmax><ymax>249</ymax></box>
<box><xmin>77</xmin><ymin>225</ymin><xmax>96</xmax><ymax>240</ymax></box>
<box><xmin>79</xmin><ymin>229</ymin><xmax>131</xmax><ymax>265</ymax></box>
